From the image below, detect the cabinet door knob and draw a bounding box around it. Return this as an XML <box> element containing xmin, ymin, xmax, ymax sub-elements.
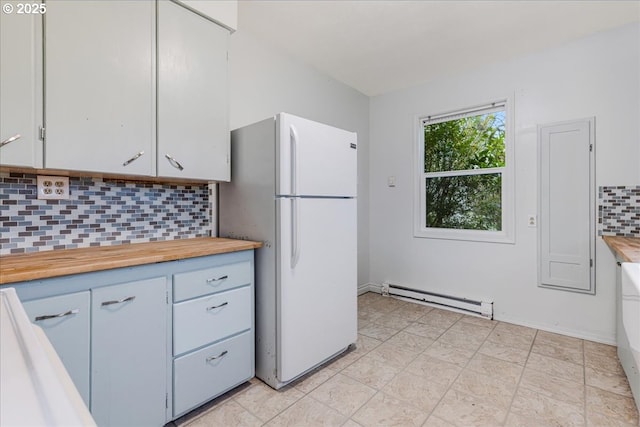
<box><xmin>101</xmin><ymin>296</ymin><xmax>136</xmax><ymax>306</ymax></box>
<box><xmin>206</xmin><ymin>350</ymin><xmax>228</xmax><ymax>362</ymax></box>
<box><xmin>34</xmin><ymin>308</ymin><xmax>79</xmax><ymax>322</ymax></box>
<box><xmin>165</xmin><ymin>154</ymin><xmax>184</xmax><ymax>171</ymax></box>
<box><xmin>206</xmin><ymin>301</ymin><xmax>228</xmax><ymax>311</ymax></box>
<box><xmin>1</xmin><ymin>134</ymin><xmax>21</xmax><ymax>148</ymax></box>
<box><xmin>122</xmin><ymin>151</ymin><xmax>145</xmax><ymax>166</ymax></box>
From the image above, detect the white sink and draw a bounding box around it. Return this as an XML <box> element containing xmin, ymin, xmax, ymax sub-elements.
<box><xmin>622</xmin><ymin>262</ymin><xmax>640</xmax><ymax>363</ymax></box>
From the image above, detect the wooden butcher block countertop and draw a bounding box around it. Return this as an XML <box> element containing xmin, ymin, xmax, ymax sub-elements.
<box><xmin>0</xmin><ymin>237</ymin><xmax>262</xmax><ymax>285</ymax></box>
<box><xmin>603</xmin><ymin>236</ymin><xmax>640</xmax><ymax>263</ymax></box>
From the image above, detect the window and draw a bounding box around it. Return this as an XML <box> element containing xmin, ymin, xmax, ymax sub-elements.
<box><xmin>415</xmin><ymin>100</ymin><xmax>514</xmax><ymax>243</ymax></box>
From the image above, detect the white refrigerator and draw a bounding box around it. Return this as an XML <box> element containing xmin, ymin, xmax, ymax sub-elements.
<box><xmin>219</xmin><ymin>113</ymin><xmax>357</xmax><ymax>389</ymax></box>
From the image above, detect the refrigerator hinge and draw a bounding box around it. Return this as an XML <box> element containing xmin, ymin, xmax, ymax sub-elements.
<box><xmin>166</xmin><ymin>291</ymin><xmax>169</xmax><ymax>304</ymax></box>
<box><xmin>39</xmin><ymin>126</ymin><xmax>45</xmax><ymax>141</ymax></box>
<box><xmin>590</xmin><ymin>258</ymin><xmax>593</xmax><ymax>268</ymax></box>
<box><xmin>165</xmin><ymin>393</ymin><xmax>168</xmax><ymax>409</ymax></box>
<box><xmin>589</xmin><ymin>144</ymin><xmax>593</xmax><ymax>152</ymax></box>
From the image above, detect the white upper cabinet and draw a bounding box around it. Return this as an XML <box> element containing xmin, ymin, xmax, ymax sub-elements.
<box><xmin>173</xmin><ymin>0</ymin><xmax>237</xmax><ymax>31</ymax></box>
<box><xmin>0</xmin><ymin>2</ymin><xmax>43</xmax><ymax>168</ymax></box>
<box><xmin>157</xmin><ymin>0</ymin><xmax>230</xmax><ymax>181</ymax></box>
<box><xmin>44</xmin><ymin>0</ymin><xmax>156</xmax><ymax>176</ymax></box>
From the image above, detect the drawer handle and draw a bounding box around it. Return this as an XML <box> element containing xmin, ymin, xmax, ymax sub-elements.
<box><xmin>101</xmin><ymin>296</ymin><xmax>136</xmax><ymax>307</ymax></box>
<box><xmin>1</xmin><ymin>134</ymin><xmax>21</xmax><ymax>148</ymax></box>
<box><xmin>206</xmin><ymin>350</ymin><xmax>228</xmax><ymax>362</ymax></box>
<box><xmin>206</xmin><ymin>275</ymin><xmax>228</xmax><ymax>284</ymax></box>
<box><xmin>165</xmin><ymin>154</ymin><xmax>184</xmax><ymax>171</ymax></box>
<box><xmin>206</xmin><ymin>301</ymin><xmax>228</xmax><ymax>311</ymax></box>
<box><xmin>34</xmin><ymin>308</ymin><xmax>79</xmax><ymax>322</ymax></box>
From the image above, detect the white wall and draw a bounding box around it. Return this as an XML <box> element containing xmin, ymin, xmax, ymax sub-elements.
<box><xmin>369</xmin><ymin>23</ymin><xmax>640</xmax><ymax>344</ymax></box>
<box><xmin>227</xmin><ymin>30</ymin><xmax>371</xmax><ymax>286</ymax></box>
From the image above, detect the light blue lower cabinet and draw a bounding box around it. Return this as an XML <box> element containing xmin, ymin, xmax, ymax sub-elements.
<box><xmin>91</xmin><ymin>277</ymin><xmax>168</xmax><ymax>427</ymax></box>
<box><xmin>173</xmin><ymin>330</ymin><xmax>253</xmax><ymax>416</ymax></box>
<box><xmin>22</xmin><ymin>291</ymin><xmax>91</xmax><ymax>407</ymax></box>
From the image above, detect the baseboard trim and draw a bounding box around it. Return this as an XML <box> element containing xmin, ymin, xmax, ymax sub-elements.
<box><xmin>358</xmin><ymin>283</ymin><xmax>383</xmax><ymax>295</ymax></box>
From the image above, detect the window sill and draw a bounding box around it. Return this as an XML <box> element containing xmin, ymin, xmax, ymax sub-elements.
<box><xmin>414</xmin><ymin>227</ymin><xmax>515</xmax><ymax>244</ymax></box>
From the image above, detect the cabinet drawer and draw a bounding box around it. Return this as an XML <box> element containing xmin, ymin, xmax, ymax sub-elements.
<box><xmin>173</xmin><ymin>331</ymin><xmax>252</xmax><ymax>417</ymax></box>
<box><xmin>173</xmin><ymin>261</ymin><xmax>252</xmax><ymax>302</ymax></box>
<box><xmin>173</xmin><ymin>285</ymin><xmax>252</xmax><ymax>355</ymax></box>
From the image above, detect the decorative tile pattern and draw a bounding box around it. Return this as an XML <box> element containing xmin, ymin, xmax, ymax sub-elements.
<box><xmin>599</xmin><ymin>186</ymin><xmax>640</xmax><ymax>237</ymax></box>
<box><xmin>0</xmin><ymin>172</ymin><xmax>210</xmax><ymax>255</ymax></box>
<box><xmin>172</xmin><ymin>293</ymin><xmax>639</xmax><ymax>427</ymax></box>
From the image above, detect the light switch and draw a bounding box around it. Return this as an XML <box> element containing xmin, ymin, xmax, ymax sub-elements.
<box><xmin>387</xmin><ymin>176</ymin><xmax>396</xmax><ymax>187</ymax></box>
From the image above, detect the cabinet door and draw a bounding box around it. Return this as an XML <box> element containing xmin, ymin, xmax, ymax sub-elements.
<box><xmin>0</xmin><ymin>1</ymin><xmax>43</xmax><ymax>168</ymax></box>
<box><xmin>22</xmin><ymin>291</ymin><xmax>90</xmax><ymax>406</ymax></box>
<box><xmin>44</xmin><ymin>0</ymin><xmax>155</xmax><ymax>176</ymax></box>
<box><xmin>157</xmin><ymin>0</ymin><xmax>229</xmax><ymax>181</ymax></box>
<box><xmin>91</xmin><ymin>277</ymin><xmax>167</xmax><ymax>427</ymax></box>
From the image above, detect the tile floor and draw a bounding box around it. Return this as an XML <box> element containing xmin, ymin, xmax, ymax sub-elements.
<box><xmin>172</xmin><ymin>292</ymin><xmax>639</xmax><ymax>427</ymax></box>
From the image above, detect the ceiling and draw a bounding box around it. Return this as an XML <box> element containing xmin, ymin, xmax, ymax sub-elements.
<box><xmin>238</xmin><ymin>1</ymin><xmax>640</xmax><ymax>96</ymax></box>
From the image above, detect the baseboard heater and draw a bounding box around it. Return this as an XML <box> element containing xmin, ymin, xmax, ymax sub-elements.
<box><xmin>384</xmin><ymin>283</ymin><xmax>493</xmax><ymax>319</ymax></box>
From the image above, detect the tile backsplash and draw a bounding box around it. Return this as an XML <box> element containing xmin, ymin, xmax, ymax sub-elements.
<box><xmin>599</xmin><ymin>185</ymin><xmax>640</xmax><ymax>237</ymax></box>
<box><xmin>0</xmin><ymin>172</ymin><xmax>211</xmax><ymax>255</ymax></box>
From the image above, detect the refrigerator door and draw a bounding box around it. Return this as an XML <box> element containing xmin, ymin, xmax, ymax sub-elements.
<box><xmin>276</xmin><ymin>197</ymin><xmax>357</xmax><ymax>383</ymax></box>
<box><xmin>277</xmin><ymin>113</ymin><xmax>357</xmax><ymax>197</ymax></box>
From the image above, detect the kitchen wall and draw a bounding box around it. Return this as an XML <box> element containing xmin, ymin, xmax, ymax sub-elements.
<box><xmin>227</xmin><ymin>30</ymin><xmax>371</xmax><ymax>286</ymax></box>
<box><xmin>368</xmin><ymin>23</ymin><xmax>640</xmax><ymax>344</ymax></box>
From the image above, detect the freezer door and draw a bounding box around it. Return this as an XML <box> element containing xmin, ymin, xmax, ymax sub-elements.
<box><xmin>277</xmin><ymin>197</ymin><xmax>357</xmax><ymax>383</ymax></box>
<box><xmin>277</xmin><ymin>113</ymin><xmax>357</xmax><ymax>197</ymax></box>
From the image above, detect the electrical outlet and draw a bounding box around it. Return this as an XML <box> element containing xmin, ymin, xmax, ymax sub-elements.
<box><xmin>37</xmin><ymin>176</ymin><xmax>70</xmax><ymax>200</ymax></box>
<box><xmin>527</xmin><ymin>214</ymin><xmax>537</xmax><ymax>227</ymax></box>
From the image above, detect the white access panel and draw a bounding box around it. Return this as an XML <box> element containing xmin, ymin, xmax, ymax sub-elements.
<box><xmin>276</xmin><ymin>197</ymin><xmax>357</xmax><ymax>383</ymax></box>
<box><xmin>277</xmin><ymin>113</ymin><xmax>357</xmax><ymax>197</ymax></box>
<box><xmin>538</xmin><ymin>118</ymin><xmax>595</xmax><ymax>293</ymax></box>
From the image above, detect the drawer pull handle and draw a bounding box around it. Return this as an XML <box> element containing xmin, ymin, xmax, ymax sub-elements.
<box><xmin>206</xmin><ymin>350</ymin><xmax>228</xmax><ymax>362</ymax></box>
<box><xmin>206</xmin><ymin>275</ymin><xmax>228</xmax><ymax>284</ymax></box>
<box><xmin>1</xmin><ymin>134</ymin><xmax>21</xmax><ymax>148</ymax></box>
<box><xmin>122</xmin><ymin>151</ymin><xmax>144</xmax><ymax>166</ymax></box>
<box><xmin>34</xmin><ymin>308</ymin><xmax>79</xmax><ymax>321</ymax></box>
<box><xmin>101</xmin><ymin>296</ymin><xmax>136</xmax><ymax>306</ymax></box>
<box><xmin>206</xmin><ymin>301</ymin><xmax>228</xmax><ymax>311</ymax></box>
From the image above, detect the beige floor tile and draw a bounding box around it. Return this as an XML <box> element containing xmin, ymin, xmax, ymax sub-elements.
<box><xmin>458</xmin><ymin>314</ymin><xmax>498</xmax><ymax>329</ymax></box>
<box><xmin>291</xmin><ymin>365</ymin><xmax>338</xmax><ymax>394</ymax></box>
<box><xmin>507</xmin><ymin>386</ymin><xmax>585</xmax><ymax>427</ymax></box>
<box><xmin>535</xmin><ymin>330</ymin><xmax>584</xmax><ymax>351</ymax></box>
<box><xmin>385</xmin><ymin>330</ymin><xmax>434</xmax><ymax>353</ymax></box>
<box><xmin>341</xmin><ymin>354</ymin><xmax>400</xmax><ymax>390</ymax></box>
<box><xmin>394</xmin><ymin>301</ymin><xmax>434</xmax><ymax>320</ymax></box>
<box><xmin>466</xmin><ymin>353</ymin><xmax>524</xmax><ymax>386</ymax></box>
<box><xmin>586</xmin><ymin>385</ymin><xmax>640</xmax><ymax>426</ymax></box>
<box><xmin>353</xmin><ymin>334</ymin><xmax>383</xmax><ymax>355</ymax></box>
<box><xmin>422</xmin><ymin>415</ymin><xmax>457</xmax><ymax>427</ymax></box>
<box><xmin>435</xmin><ymin>328</ymin><xmax>485</xmax><ymax>352</ymax></box>
<box><xmin>265</xmin><ymin>395</ymin><xmax>347</xmax><ymax>427</ymax></box>
<box><xmin>586</xmin><ymin>366</ymin><xmax>634</xmax><ymax>397</ymax></box>
<box><xmin>584</xmin><ymin>340</ymin><xmax>617</xmax><ymax>358</ymax></box>
<box><xmin>477</xmin><ymin>340</ymin><xmax>529</xmax><ymax>365</ymax></box>
<box><xmin>585</xmin><ymin>349</ymin><xmax>626</xmax><ymax>376</ymax></box>
<box><xmin>531</xmin><ymin>341</ymin><xmax>584</xmax><ymax>366</ymax></box>
<box><xmin>382</xmin><ymin>371</ymin><xmax>449</xmax><ymax>413</ymax></box>
<box><xmin>367</xmin><ymin>341</ymin><xmax>421</xmax><ymax>370</ymax></box>
<box><xmin>372</xmin><ymin>311</ymin><xmax>414</xmax><ymax>330</ymax></box>
<box><xmin>448</xmin><ymin>320</ymin><xmax>494</xmax><ymax>340</ymax></box>
<box><xmin>417</xmin><ymin>309</ymin><xmax>462</xmax><ymax>329</ymax></box>
<box><xmin>309</xmin><ymin>373</ymin><xmax>376</xmax><ymax>417</ymax></box>
<box><xmin>234</xmin><ymin>382</ymin><xmax>304</xmax><ymax>423</ymax></box>
<box><xmin>357</xmin><ymin>323</ymin><xmax>399</xmax><ymax>341</ymax></box>
<box><xmin>451</xmin><ymin>368</ymin><xmax>518</xmax><ymax>409</ymax></box>
<box><xmin>185</xmin><ymin>400</ymin><xmax>262</xmax><ymax>427</ymax></box>
<box><xmin>526</xmin><ymin>352</ymin><xmax>584</xmax><ymax>384</ymax></box>
<box><xmin>403</xmin><ymin>321</ymin><xmax>448</xmax><ymax>340</ymax></box>
<box><xmin>326</xmin><ymin>347</ymin><xmax>363</xmax><ymax>371</ymax></box>
<box><xmin>405</xmin><ymin>353</ymin><xmax>463</xmax><ymax>386</ymax></box>
<box><xmin>519</xmin><ymin>367</ymin><xmax>585</xmax><ymax>406</ymax></box>
<box><xmin>423</xmin><ymin>340</ymin><xmax>476</xmax><ymax>367</ymax></box>
<box><xmin>342</xmin><ymin>419</ymin><xmax>364</xmax><ymax>427</ymax></box>
<box><xmin>494</xmin><ymin>322</ymin><xmax>537</xmax><ymax>338</ymax></box>
<box><xmin>487</xmin><ymin>327</ymin><xmax>535</xmax><ymax>351</ymax></box>
<box><xmin>352</xmin><ymin>392</ymin><xmax>429</xmax><ymax>427</ymax></box>
<box><xmin>586</xmin><ymin>411</ymin><xmax>640</xmax><ymax>426</ymax></box>
<box><xmin>431</xmin><ymin>389</ymin><xmax>507</xmax><ymax>426</ymax></box>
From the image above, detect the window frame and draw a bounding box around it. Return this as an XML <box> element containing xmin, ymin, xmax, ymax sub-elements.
<box><xmin>414</xmin><ymin>98</ymin><xmax>515</xmax><ymax>243</ymax></box>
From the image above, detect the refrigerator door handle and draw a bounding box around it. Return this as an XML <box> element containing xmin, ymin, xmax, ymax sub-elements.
<box><xmin>291</xmin><ymin>198</ymin><xmax>300</xmax><ymax>269</ymax></box>
<box><xmin>290</xmin><ymin>125</ymin><xmax>299</xmax><ymax>195</ymax></box>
